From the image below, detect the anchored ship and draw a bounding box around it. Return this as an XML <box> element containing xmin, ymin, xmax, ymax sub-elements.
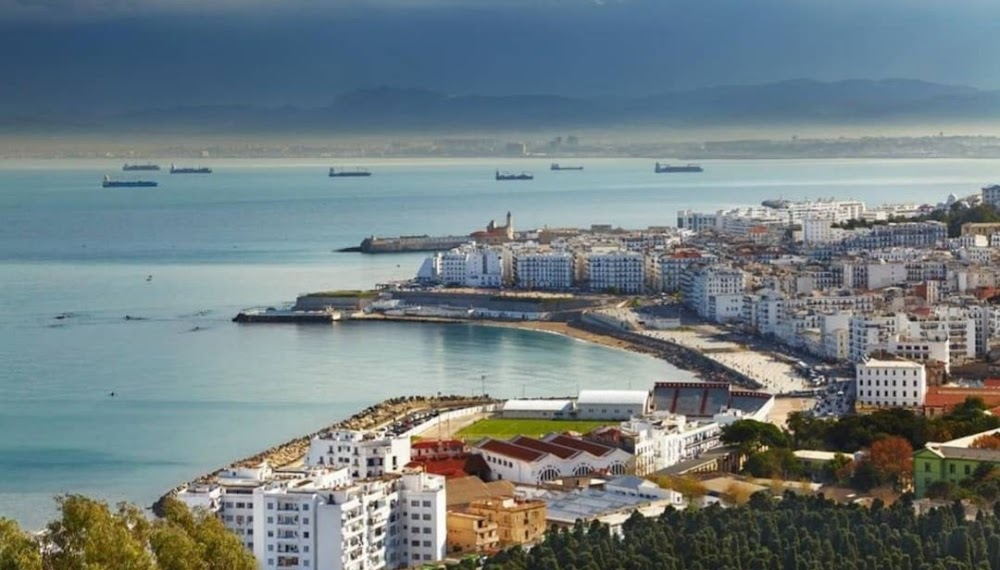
<box><xmin>495</xmin><ymin>170</ymin><xmax>533</xmax><ymax>181</ymax></box>
<box><xmin>122</xmin><ymin>163</ymin><xmax>161</xmax><ymax>171</ymax></box>
<box><xmin>170</xmin><ymin>164</ymin><xmax>212</xmax><ymax>174</ymax></box>
<box><xmin>329</xmin><ymin>168</ymin><xmax>372</xmax><ymax>177</ymax></box>
<box><xmin>551</xmin><ymin>163</ymin><xmax>584</xmax><ymax>171</ymax></box>
<box><xmin>655</xmin><ymin>162</ymin><xmax>703</xmax><ymax>173</ymax></box>
<box><xmin>103</xmin><ymin>175</ymin><xmax>157</xmax><ymax>188</ymax></box>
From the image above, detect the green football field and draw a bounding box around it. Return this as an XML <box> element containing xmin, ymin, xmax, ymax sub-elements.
<box><xmin>455</xmin><ymin>418</ymin><xmax>616</xmax><ymax>441</ymax></box>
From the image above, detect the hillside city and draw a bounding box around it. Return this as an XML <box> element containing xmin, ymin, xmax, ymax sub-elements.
<box><xmin>126</xmin><ymin>184</ymin><xmax>1000</xmax><ymax>570</ymax></box>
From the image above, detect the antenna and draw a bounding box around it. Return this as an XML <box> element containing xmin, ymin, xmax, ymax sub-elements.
<box><xmin>481</xmin><ymin>374</ymin><xmax>487</xmax><ymax>397</ymax></box>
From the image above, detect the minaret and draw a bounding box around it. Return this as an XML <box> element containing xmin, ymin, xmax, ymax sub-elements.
<box><xmin>505</xmin><ymin>211</ymin><xmax>513</xmax><ymax>240</ymax></box>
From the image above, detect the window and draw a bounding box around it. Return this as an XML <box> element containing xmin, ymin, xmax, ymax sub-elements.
<box><xmin>302</xmin><ymin>504</ymin><xmax>309</xmax><ymax>511</ymax></box>
<box><xmin>303</xmin><ymin>517</ymin><xmax>309</xmax><ymax>524</ymax></box>
<box><xmin>411</xmin><ymin>540</ymin><xmax>420</xmax><ymax>547</ymax></box>
<box><xmin>411</xmin><ymin>513</ymin><xmax>419</xmax><ymax>520</ymax></box>
<box><xmin>965</xmin><ymin>465</ymin><xmax>971</xmax><ymax>475</ymax></box>
<box><xmin>422</xmin><ymin>500</ymin><xmax>431</xmax><ymax>507</ymax></box>
<box><xmin>268</xmin><ymin>545</ymin><xmax>274</xmax><ymax>552</ymax></box>
<box><xmin>950</xmin><ymin>464</ymin><xmax>956</xmax><ymax>474</ymax></box>
<box><xmin>422</xmin><ymin>514</ymin><xmax>431</xmax><ymax>520</ymax></box>
<box><xmin>267</xmin><ymin>560</ymin><xmax>274</xmax><ymax>567</ymax></box>
<box><xmin>267</xmin><ymin>517</ymin><xmax>273</xmax><ymax>524</ymax></box>
<box><xmin>304</xmin><ymin>546</ymin><xmax>309</xmax><ymax>553</ymax></box>
<box><xmin>423</xmin><ymin>541</ymin><xmax>431</xmax><ymax>547</ymax></box>
<box><xmin>267</xmin><ymin>502</ymin><xmax>274</xmax><ymax>510</ymax></box>
<box><xmin>411</xmin><ymin>500</ymin><xmax>419</xmax><ymax>507</ymax></box>
<box><xmin>423</xmin><ymin>527</ymin><xmax>431</xmax><ymax>534</ymax></box>
<box><xmin>303</xmin><ymin>532</ymin><xmax>309</xmax><ymax>539</ymax></box>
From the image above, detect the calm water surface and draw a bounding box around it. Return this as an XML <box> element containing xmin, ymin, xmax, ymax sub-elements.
<box><xmin>0</xmin><ymin>157</ymin><xmax>994</xmax><ymax>528</ymax></box>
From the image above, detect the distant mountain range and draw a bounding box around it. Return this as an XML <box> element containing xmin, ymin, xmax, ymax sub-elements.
<box><xmin>5</xmin><ymin>79</ymin><xmax>1000</xmax><ymax>133</ymax></box>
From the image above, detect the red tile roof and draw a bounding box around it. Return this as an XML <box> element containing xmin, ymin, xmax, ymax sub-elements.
<box><xmin>412</xmin><ymin>439</ymin><xmax>465</xmax><ymax>450</ymax></box>
<box><xmin>479</xmin><ymin>439</ymin><xmax>545</xmax><ymax>462</ymax></box>
<box><xmin>511</xmin><ymin>436</ymin><xmax>581</xmax><ymax>460</ymax></box>
<box><xmin>545</xmin><ymin>434</ymin><xmax>614</xmax><ymax>457</ymax></box>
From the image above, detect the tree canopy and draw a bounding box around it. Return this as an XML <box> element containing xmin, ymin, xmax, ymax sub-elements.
<box><xmin>481</xmin><ymin>493</ymin><xmax>1000</xmax><ymax>570</ymax></box>
<box><xmin>0</xmin><ymin>496</ymin><xmax>255</xmax><ymax>570</ymax></box>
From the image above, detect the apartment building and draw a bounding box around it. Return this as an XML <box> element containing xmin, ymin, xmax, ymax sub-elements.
<box><xmin>307</xmin><ymin>430</ymin><xmax>412</xmax><ymax>479</ymax></box>
<box><xmin>855</xmin><ymin>358</ymin><xmax>927</xmax><ymax>409</ymax></box>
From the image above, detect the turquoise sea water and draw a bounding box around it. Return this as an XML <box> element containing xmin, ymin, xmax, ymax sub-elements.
<box><xmin>1</xmin><ymin>157</ymin><xmax>996</xmax><ymax>528</ymax></box>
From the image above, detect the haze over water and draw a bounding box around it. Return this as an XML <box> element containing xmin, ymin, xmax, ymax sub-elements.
<box><xmin>0</xmin><ymin>157</ymin><xmax>993</xmax><ymax>528</ymax></box>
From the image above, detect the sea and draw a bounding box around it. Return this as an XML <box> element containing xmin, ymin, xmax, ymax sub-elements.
<box><xmin>0</xmin><ymin>157</ymin><xmax>995</xmax><ymax>529</ymax></box>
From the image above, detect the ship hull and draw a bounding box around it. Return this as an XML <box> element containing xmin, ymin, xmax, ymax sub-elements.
<box><xmin>104</xmin><ymin>181</ymin><xmax>158</xmax><ymax>188</ymax></box>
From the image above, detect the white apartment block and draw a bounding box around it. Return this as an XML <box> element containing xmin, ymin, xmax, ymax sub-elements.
<box><xmin>843</xmin><ymin>221</ymin><xmax>947</xmax><ymax>251</ymax></box>
<box><xmin>849</xmin><ymin>314</ymin><xmax>903</xmax><ymax>363</ymax></box>
<box><xmin>584</xmin><ymin>250</ymin><xmax>646</xmax><ymax>294</ymax></box>
<box><xmin>866</xmin><ymin>262</ymin><xmax>908</xmax><ymax>290</ymax></box>
<box><xmin>253</xmin><ymin>469</ymin><xmax>446</xmax><ymax>570</ymax></box>
<box><xmin>307</xmin><ymin>430</ymin><xmax>411</xmax><ymax>479</ymax></box>
<box><xmin>659</xmin><ymin>250</ymin><xmax>714</xmax><ymax>293</ymax></box>
<box><xmin>619</xmin><ymin>417</ymin><xmax>722</xmax><ymax>475</ymax></box>
<box><xmin>421</xmin><ymin>245</ymin><xmax>504</xmax><ymax>288</ymax></box>
<box><xmin>513</xmin><ymin>250</ymin><xmax>574</xmax><ymax>290</ymax></box>
<box><xmin>881</xmin><ymin>335</ymin><xmax>950</xmax><ymax>374</ymax></box>
<box><xmin>855</xmin><ymin>358</ymin><xmax>927</xmax><ymax>409</ymax></box>
<box><xmin>682</xmin><ymin>266</ymin><xmax>747</xmax><ymax>322</ymax></box>
<box><xmin>676</xmin><ymin>209</ymin><xmax>718</xmax><ymax>232</ymax></box>
<box><xmin>982</xmin><ymin>184</ymin><xmax>1000</xmax><ymax>207</ymax></box>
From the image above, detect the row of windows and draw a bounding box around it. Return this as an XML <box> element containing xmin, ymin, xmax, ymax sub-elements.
<box><xmin>409</xmin><ymin>513</ymin><xmax>432</xmax><ymax>521</ymax></box>
<box><xmin>858</xmin><ymin>379</ymin><xmax>919</xmax><ymax>387</ymax></box>
<box><xmin>861</xmin><ymin>368</ymin><xmax>920</xmax><ymax>377</ymax></box>
<box><xmin>409</xmin><ymin>500</ymin><xmax>433</xmax><ymax>508</ymax></box>
<box><xmin>858</xmin><ymin>390</ymin><xmax>919</xmax><ymax>399</ymax></box>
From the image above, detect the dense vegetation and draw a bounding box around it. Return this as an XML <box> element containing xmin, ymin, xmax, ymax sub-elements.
<box><xmin>718</xmin><ymin>399</ymin><xmax>1000</xmax><ymax>492</ymax></box>
<box><xmin>0</xmin><ymin>496</ymin><xmax>255</xmax><ymax>570</ymax></box>
<box><xmin>475</xmin><ymin>493</ymin><xmax>1000</xmax><ymax>570</ymax></box>
<box><xmin>786</xmin><ymin>398</ymin><xmax>1000</xmax><ymax>453</ymax></box>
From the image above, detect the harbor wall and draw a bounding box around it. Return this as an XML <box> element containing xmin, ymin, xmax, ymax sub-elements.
<box><xmin>360</xmin><ymin>235</ymin><xmax>470</xmax><ymax>253</ymax></box>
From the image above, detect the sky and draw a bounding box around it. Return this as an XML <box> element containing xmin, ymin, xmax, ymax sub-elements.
<box><xmin>2</xmin><ymin>0</ymin><xmax>1000</xmax><ymax>115</ymax></box>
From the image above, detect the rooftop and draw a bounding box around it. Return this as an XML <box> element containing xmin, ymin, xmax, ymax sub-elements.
<box><xmin>577</xmin><ymin>390</ymin><xmax>650</xmax><ymax>406</ymax></box>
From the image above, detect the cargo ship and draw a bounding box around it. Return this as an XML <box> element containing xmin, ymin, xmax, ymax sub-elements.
<box><xmin>655</xmin><ymin>162</ymin><xmax>703</xmax><ymax>173</ymax></box>
<box><xmin>103</xmin><ymin>175</ymin><xmax>157</xmax><ymax>188</ymax></box>
<box><xmin>122</xmin><ymin>163</ymin><xmax>161</xmax><ymax>171</ymax></box>
<box><xmin>329</xmin><ymin>168</ymin><xmax>371</xmax><ymax>177</ymax></box>
<box><xmin>551</xmin><ymin>163</ymin><xmax>583</xmax><ymax>171</ymax></box>
<box><xmin>170</xmin><ymin>164</ymin><xmax>212</xmax><ymax>174</ymax></box>
<box><xmin>495</xmin><ymin>170</ymin><xmax>533</xmax><ymax>181</ymax></box>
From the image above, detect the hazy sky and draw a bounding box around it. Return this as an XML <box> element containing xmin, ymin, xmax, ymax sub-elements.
<box><xmin>2</xmin><ymin>0</ymin><xmax>1000</xmax><ymax>114</ymax></box>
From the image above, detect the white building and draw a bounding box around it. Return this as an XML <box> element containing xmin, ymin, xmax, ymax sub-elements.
<box><xmin>251</xmin><ymin>468</ymin><xmax>446</xmax><ymax>570</ymax></box>
<box><xmin>576</xmin><ymin>390</ymin><xmax>651</xmax><ymax>420</ymax></box>
<box><xmin>513</xmin><ymin>250</ymin><xmax>575</xmax><ymax>290</ymax></box>
<box><xmin>682</xmin><ymin>266</ymin><xmax>747</xmax><ymax>322</ymax></box>
<box><xmin>982</xmin><ymin>184</ymin><xmax>1000</xmax><ymax>207</ymax></box>
<box><xmin>584</xmin><ymin>250</ymin><xmax>646</xmax><ymax>294</ymax></box>
<box><xmin>855</xmin><ymin>358</ymin><xmax>927</xmax><ymax>409</ymax></box>
<box><xmin>475</xmin><ymin>435</ymin><xmax>633</xmax><ymax>484</ymax></box>
<box><xmin>421</xmin><ymin>245</ymin><xmax>504</xmax><ymax>288</ymax></box>
<box><xmin>307</xmin><ymin>430</ymin><xmax>412</xmax><ymax>479</ymax></box>
<box><xmin>659</xmin><ymin>250</ymin><xmax>714</xmax><ymax>293</ymax></box>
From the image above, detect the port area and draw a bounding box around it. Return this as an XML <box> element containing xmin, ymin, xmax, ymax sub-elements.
<box><xmin>231</xmin><ymin>288</ymin><xmax>831</xmax><ymax>406</ymax></box>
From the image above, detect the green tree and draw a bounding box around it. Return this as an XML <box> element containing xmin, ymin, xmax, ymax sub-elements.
<box><xmin>0</xmin><ymin>518</ymin><xmax>42</xmax><ymax>570</ymax></box>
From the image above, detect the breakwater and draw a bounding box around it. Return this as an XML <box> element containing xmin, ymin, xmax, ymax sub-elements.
<box><xmin>570</xmin><ymin>317</ymin><xmax>764</xmax><ymax>390</ymax></box>
<box><xmin>153</xmin><ymin>394</ymin><xmax>496</xmax><ymax>515</ymax></box>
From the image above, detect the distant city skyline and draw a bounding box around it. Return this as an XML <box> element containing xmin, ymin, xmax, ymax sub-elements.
<box><xmin>2</xmin><ymin>0</ymin><xmax>1000</xmax><ymax>115</ymax></box>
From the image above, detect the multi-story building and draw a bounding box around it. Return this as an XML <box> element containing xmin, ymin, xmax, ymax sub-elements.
<box><xmin>466</xmin><ymin>498</ymin><xmax>546</xmax><ymax>547</ymax></box>
<box><xmin>676</xmin><ymin>209</ymin><xmax>718</xmax><ymax>232</ymax></box>
<box><xmin>307</xmin><ymin>430</ymin><xmax>412</xmax><ymax>479</ymax></box>
<box><xmin>982</xmin><ymin>184</ymin><xmax>1000</xmax><ymax>208</ymax></box>
<box><xmin>419</xmin><ymin>245</ymin><xmax>504</xmax><ymax>288</ymax></box>
<box><xmin>512</xmin><ymin>250</ymin><xmax>575</xmax><ymax>290</ymax></box>
<box><xmin>445</xmin><ymin>512</ymin><xmax>498</xmax><ymax>554</ymax></box>
<box><xmin>855</xmin><ymin>357</ymin><xmax>927</xmax><ymax>409</ymax></box>
<box><xmin>842</xmin><ymin>221</ymin><xmax>947</xmax><ymax>251</ymax></box>
<box><xmin>584</xmin><ymin>250</ymin><xmax>646</xmax><ymax>294</ymax></box>
<box><xmin>682</xmin><ymin>266</ymin><xmax>747</xmax><ymax>322</ymax></box>
<box><xmin>252</xmin><ymin>468</ymin><xmax>446</xmax><ymax>570</ymax></box>
<box><xmin>659</xmin><ymin>250</ymin><xmax>714</xmax><ymax>293</ymax></box>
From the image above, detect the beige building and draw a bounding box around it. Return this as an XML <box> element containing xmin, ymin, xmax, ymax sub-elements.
<box><xmin>446</xmin><ymin>512</ymin><xmax>499</xmax><ymax>555</ymax></box>
<box><xmin>467</xmin><ymin>497</ymin><xmax>547</xmax><ymax>547</ymax></box>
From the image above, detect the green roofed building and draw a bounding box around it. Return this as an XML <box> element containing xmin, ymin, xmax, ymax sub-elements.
<box><xmin>914</xmin><ymin>428</ymin><xmax>1000</xmax><ymax>497</ymax></box>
